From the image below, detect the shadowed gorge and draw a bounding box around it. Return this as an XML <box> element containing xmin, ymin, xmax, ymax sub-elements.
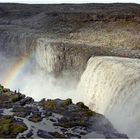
<box><xmin>0</xmin><ymin>3</ymin><xmax>140</xmax><ymax>138</ymax></box>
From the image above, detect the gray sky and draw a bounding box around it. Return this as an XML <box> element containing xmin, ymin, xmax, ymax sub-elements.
<box><xmin>0</xmin><ymin>0</ymin><xmax>139</xmax><ymax>4</ymax></box>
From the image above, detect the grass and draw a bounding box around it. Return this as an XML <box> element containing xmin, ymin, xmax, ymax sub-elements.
<box><xmin>82</xmin><ymin>110</ymin><xmax>95</xmax><ymax>117</ymax></box>
<box><xmin>10</xmin><ymin>95</ymin><xmax>22</xmax><ymax>103</ymax></box>
<box><xmin>0</xmin><ymin>116</ymin><xmax>27</xmax><ymax>137</ymax></box>
<box><xmin>63</xmin><ymin>98</ymin><xmax>72</xmax><ymax>107</ymax></box>
<box><xmin>76</xmin><ymin>102</ymin><xmax>89</xmax><ymax>110</ymax></box>
<box><xmin>45</xmin><ymin>100</ymin><xmax>56</xmax><ymax>110</ymax></box>
<box><xmin>0</xmin><ymin>85</ymin><xmax>4</xmax><ymax>94</ymax></box>
<box><xmin>29</xmin><ymin>116</ymin><xmax>42</xmax><ymax>123</ymax></box>
<box><xmin>49</xmin><ymin>132</ymin><xmax>66</xmax><ymax>138</ymax></box>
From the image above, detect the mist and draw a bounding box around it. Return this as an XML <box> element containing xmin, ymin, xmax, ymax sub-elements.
<box><xmin>0</xmin><ymin>53</ymin><xmax>80</xmax><ymax>103</ymax></box>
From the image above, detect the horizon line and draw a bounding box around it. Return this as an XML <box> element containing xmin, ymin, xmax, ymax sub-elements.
<box><xmin>0</xmin><ymin>2</ymin><xmax>139</xmax><ymax>4</ymax></box>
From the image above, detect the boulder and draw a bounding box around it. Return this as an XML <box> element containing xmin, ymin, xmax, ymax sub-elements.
<box><xmin>37</xmin><ymin>130</ymin><xmax>54</xmax><ymax>138</ymax></box>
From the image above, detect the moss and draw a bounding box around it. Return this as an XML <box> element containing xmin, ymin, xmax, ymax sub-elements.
<box><xmin>58</xmin><ymin>122</ymin><xmax>74</xmax><ymax>128</ymax></box>
<box><xmin>45</xmin><ymin>100</ymin><xmax>56</xmax><ymax>110</ymax></box>
<box><xmin>10</xmin><ymin>95</ymin><xmax>22</xmax><ymax>103</ymax></box>
<box><xmin>76</xmin><ymin>102</ymin><xmax>89</xmax><ymax>110</ymax></box>
<box><xmin>49</xmin><ymin>132</ymin><xmax>66</xmax><ymax>138</ymax></box>
<box><xmin>3</xmin><ymin>88</ymin><xmax>10</xmax><ymax>93</ymax></box>
<box><xmin>29</xmin><ymin>116</ymin><xmax>42</xmax><ymax>123</ymax></box>
<box><xmin>0</xmin><ymin>85</ymin><xmax>4</xmax><ymax>94</ymax></box>
<box><xmin>1</xmin><ymin>123</ymin><xmax>12</xmax><ymax>134</ymax></box>
<box><xmin>12</xmin><ymin>124</ymin><xmax>27</xmax><ymax>134</ymax></box>
<box><xmin>63</xmin><ymin>98</ymin><xmax>72</xmax><ymax>107</ymax></box>
<box><xmin>13</xmin><ymin>112</ymin><xmax>27</xmax><ymax>118</ymax></box>
<box><xmin>83</xmin><ymin>110</ymin><xmax>95</xmax><ymax>117</ymax></box>
<box><xmin>0</xmin><ymin>116</ymin><xmax>27</xmax><ymax>137</ymax></box>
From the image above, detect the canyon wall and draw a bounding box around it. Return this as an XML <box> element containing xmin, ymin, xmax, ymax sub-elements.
<box><xmin>0</xmin><ymin>3</ymin><xmax>139</xmax><ymax>77</ymax></box>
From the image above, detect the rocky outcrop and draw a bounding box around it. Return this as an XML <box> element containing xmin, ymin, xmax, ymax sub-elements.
<box><xmin>0</xmin><ymin>84</ymin><xmax>128</xmax><ymax>138</ymax></box>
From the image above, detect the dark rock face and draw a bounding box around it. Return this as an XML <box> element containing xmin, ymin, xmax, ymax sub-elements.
<box><xmin>37</xmin><ymin>130</ymin><xmax>54</xmax><ymax>138</ymax></box>
<box><xmin>26</xmin><ymin>130</ymin><xmax>33</xmax><ymax>138</ymax></box>
<box><xmin>0</xmin><ymin>85</ymin><xmax>128</xmax><ymax>138</ymax></box>
<box><xmin>18</xmin><ymin>97</ymin><xmax>34</xmax><ymax>106</ymax></box>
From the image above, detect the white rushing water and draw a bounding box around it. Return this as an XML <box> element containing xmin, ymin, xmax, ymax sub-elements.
<box><xmin>78</xmin><ymin>56</ymin><xmax>140</xmax><ymax>138</ymax></box>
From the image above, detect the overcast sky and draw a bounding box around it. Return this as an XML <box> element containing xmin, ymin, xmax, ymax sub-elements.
<box><xmin>0</xmin><ymin>0</ymin><xmax>139</xmax><ymax>4</ymax></box>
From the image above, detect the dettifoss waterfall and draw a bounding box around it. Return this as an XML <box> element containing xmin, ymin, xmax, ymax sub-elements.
<box><xmin>1</xmin><ymin>39</ymin><xmax>140</xmax><ymax>138</ymax></box>
<box><xmin>78</xmin><ymin>56</ymin><xmax>140</xmax><ymax>138</ymax></box>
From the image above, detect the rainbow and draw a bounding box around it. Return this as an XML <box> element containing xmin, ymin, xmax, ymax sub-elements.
<box><xmin>2</xmin><ymin>51</ymin><xmax>34</xmax><ymax>89</ymax></box>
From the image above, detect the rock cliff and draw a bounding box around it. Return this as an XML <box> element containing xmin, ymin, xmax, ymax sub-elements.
<box><xmin>0</xmin><ymin>3</ymin><xmax>139</xmax><ymax>77</ymax></box>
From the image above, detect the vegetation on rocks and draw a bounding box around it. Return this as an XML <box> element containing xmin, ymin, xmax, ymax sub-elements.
<box><xmin>82</xmin><ymin>110</ymin><xmax>95</xmax><ymax>117</ymax></box>
<box><xmin>0</xmin><ymin>85</ymin><xmax>4</xmax><ymax>94</ymax></box>
<box><xmin>0</xmin><ymin>84</ymin><xmax>128</xmax><ymax>138</ymax></box>
<box><xmin>44</xmin><ymin>99</ymin><xmax>56</xmax><ymax>110</ymax></box>
<box><xmin>10</xmin><ymin>95</ymin><xmax>22</xmax><ymax>103</ymax></box>
<box><xmin>28</xmin><ymin>115</ymin><xmax>42</xmax><ymax>123</ymax></box>
<box><xmin>49</xmin><ymin>132</ymin><xmax>66</xmax><ymax>138</ymax></box>
<box><xmin>76</xmin><ymin>102</ymin><xmax>89</xmax><ymax>109</ymax></box>
<box><xmin>0</xmin><ymin>116</ymin><xmax>27</xmax><ymax>138</ymax></box>
<box><xmin>63</xmin><ymin>98</ymin><xmax>72</xmax><ymax>107</ymax></box>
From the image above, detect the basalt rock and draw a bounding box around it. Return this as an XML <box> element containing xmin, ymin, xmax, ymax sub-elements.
<box><xmin>0</xmin><ymin>85</ymin><xmax>128</xmax><ymax>138</ymax></box>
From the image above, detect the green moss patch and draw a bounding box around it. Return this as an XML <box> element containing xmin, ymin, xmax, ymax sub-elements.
<box><xmin>0</xmin><ymin>85</ymin><xmax>4</xmax><ymax>94</ymax></box>
<box><xmin>28</xmin><ymin>115</ymin><xmax>42</xmax><ymax>123</ymax></box>
<box><xmin>82</xmin><ymin>110</ymin><xmax>96</xmax><ymax>117</ymax></box>
<box><xmin>10</xmin><ymin>95</ymin><xmax>21</xmax><ymax>103</ymax></box>
<box><xmin>76</xmin><ymin>102</ymin><xmax>89</xmax><ymax>110</ymax></box>
<box><xmin>0</xmin><ymin>116</ymin><xmax>27</xmax><ymax>138</ymax></box>
<box><xmin>49</xmin><ymin>132</ymin><xmax>66</xmax><ymax>138</ymax></box>
<box><xmin>44</xmin><ymin>100</ymin><xmax>56</xmax><ymax>110</ymax></box>
<box><xmin>63</xmin><ymin>98</ymin><xmax>72</xmax><ymax>107</ymax></box>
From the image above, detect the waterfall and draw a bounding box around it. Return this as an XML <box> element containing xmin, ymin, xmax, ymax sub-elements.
<box><xmin>35</xmin><ymin>38</ymin><xmax>95</xmax><ymax>77</ymax></box>
<box><xmin>78</xmin><ymin>56</ymin><xmax>140</xmax><ymax>138</ymax></box>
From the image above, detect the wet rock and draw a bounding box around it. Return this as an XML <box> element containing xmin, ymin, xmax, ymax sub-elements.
<box><xmin>80</xmin><ymin>131</ymin><xmax>86</xmax><ymax>135</ymax></box>
<box><xmin>12</xmin><ymin>106</ymin><xmax>31</xmax><ymax>118</ymax></box>
<box><xmin>44</xmin><ymin>110</ymin><xmax>52</xmax><ymax>117</ymax></box>
<box><xmin>0</xmin><ymin>109</ymin><xmax>3</xmax><ymax>114</ymax></box>
<box><xmin>50</xmin><ymin>118</ymin><xmax>57</xmax><ymax>122</ymax></box>
<box><xmin>26</xmin><ymin>130</ymin><xmax>34</xmax><ymax>138</ymax></box>
<box><xmin>14</xmin><ymin>112</ymin><xmax>28</xmax><ymax>118</ymax></box>
<box><xmin>18</xmin><ymin>135</ymin><xmax>26</xmax><ymax>138</ymax></box>
<box><xmin>61</xmin><ymin>128</ymin><xmax>67</xmax><ymax>133</ymax></box>
<box><xmin>66</xmin><ymin>133</ymin><xmax>81</xmax><ymax>138</ymax></box>
<box><xmin>67</xmin><ymin>104</ymin><xmax>79</xmax><ymax>112</ymax></box>
<box><xmin>55</xmin><ymin>116</ymin><xmax>87</xmax><ymax>128</ymax></box>
<box><xmin>104</xmin><ymin>132</ymin><xmax>128</xmax><ymax>138</ymax></box>
<box><xmin>0</xmin><ymin>85</ymin><xmax>128</xmax><ymax>138</ymax></box>
<box><xmin>37</xmin><ymin>130</ymin><xmax>54</xmax><ymax>138</ymax></box>
<box><xmin>28</xmin><ymin>114</ymin><xmax>42</xmax><ymax>122</ymax></box>
<box><xmin>19</xmin><ymin>97</ymin><xmax>34</xmax><ymax>106</ymax></box>
<box><xmin>48</xmin><ymin>132</ymin><xmax>66</xmax><ymax>138</ymax></box>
